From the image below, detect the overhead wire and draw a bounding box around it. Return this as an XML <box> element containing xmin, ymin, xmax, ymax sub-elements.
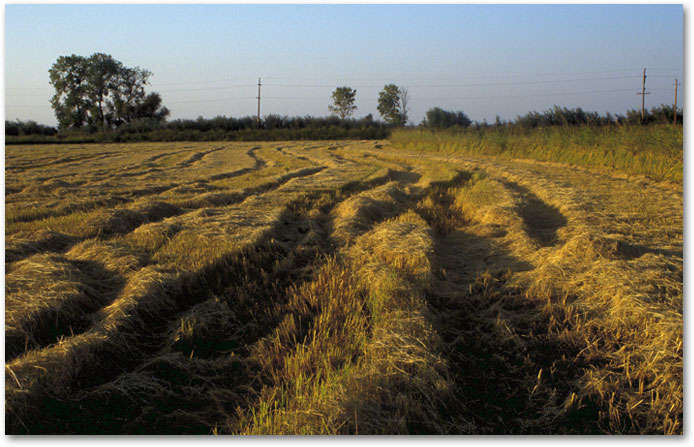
<box><xmin>6</xmin><ymin>68</ymin><xmax>682</xmax><ymax>109</ymax></box>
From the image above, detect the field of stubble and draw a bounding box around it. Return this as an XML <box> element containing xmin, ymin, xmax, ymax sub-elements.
<box><xmin>4</xmin><ymin>140</ymin><xmax>682</xmax><ymax>434</ymax></box>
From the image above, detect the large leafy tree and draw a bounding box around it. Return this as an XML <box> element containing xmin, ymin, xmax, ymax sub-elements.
<box><xmin>329</xmin><ymin>86</ymin><xmax>357</xmax><ymax>119</ymax></box>
<box><xmin>377</xmin><ymin>84</ymin><xmax>408</xmax><ymax>126</ymax></box>
<box><xmin>49</xmin><ymin>53</ymin><xmax>168</xmax><ymax>130</ymax></box>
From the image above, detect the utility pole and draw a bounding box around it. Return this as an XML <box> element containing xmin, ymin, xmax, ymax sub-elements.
<box><xmin>637</xmin><ymin>68</ymin><xmax>650</xmax><ymax>123</ymax></box>
<box><xmin>256</xmin><ymin>77</ymin><xmax>262</xmax><ymax>126</ymax></box>
<box><xmin>673</xmin><ymin>78</ymin><xmax>680</xmax><ymax>126</ymax></box>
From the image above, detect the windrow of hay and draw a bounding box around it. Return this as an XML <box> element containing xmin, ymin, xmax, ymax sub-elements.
<box><xmin>331</xmin><ymin>214</ymin><xmax>455</xmax><ymax>434</ymax></box>
<box><xmin>66</xmin><ymin>239</ymin><xmax>149</xmax><ymax>277</ymax></box>
<box><xmin>4</xmin><ymin>252</ymin><xmax>125</xmax><ymax>360</ymax></box>
<box><xmin>331</xmin><ymin>181</ymin><xmax>409</xmax><ymax>245</ymax></box>
<box><xmin>518</xmin><ymin>230</ymin><xmax>683</xmax><ymax>433</ymax></box>
<box><xmin>450</xmin><ymin>173</ymin><xmax>549</xmax><ymax>256</ymax></box>
<box><xmin>6</xmin><ymin>200</ymin><xmax>183</xmax><ymax>240</ymax></box>
<box><xmin>5</xmin><ymin>195</ymin><xmax>131</xmax><ymax>225</ymax></box>
<box><xmin>5</xmin><ymin>231</ymin><xmax>77</xmax><ymax>266</ymax></box>
<box><xmin>175</xmin><ymin>166</ymin><xmax>326</xmax><ymax>209</ymax></box>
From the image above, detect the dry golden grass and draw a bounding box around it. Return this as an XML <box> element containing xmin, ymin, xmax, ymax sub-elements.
<box><xmin>4</xmin><ymin>139</ymin><xmax>682</xmax><ymax>434</ymax></box>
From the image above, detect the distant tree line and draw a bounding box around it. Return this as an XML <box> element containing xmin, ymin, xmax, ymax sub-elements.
<box><xmin>416</xmin><ymin>104</ymin><xmax>682</xmax><ymax>131</ymax></box>
<box><xmin>5</xmin><ymin>114</ymin><xmax>389</xmax><ymax>144</ymax></box>
<box><xmin>504</xmin><ymin>105</ymin><xmax>683</xmax><ymax>129</ymax></box>
<box><xmin>110</xmin><ymin>113</ymin><xmax>388</xmax><ymax>141</ymax></box>
<box><xmin>4</xmin><ymin>120</ymin><xmax>58</xmax><ymax>137</ymax></box>
<box><xmin>6</xmin><ymin>104</ymin><xmax>681</xmax><ymax>144</ymax></box>
<box><xmin>6</xmin><ymin>104</ymin><xmax>681</xmax><ymax>143</ymax></box>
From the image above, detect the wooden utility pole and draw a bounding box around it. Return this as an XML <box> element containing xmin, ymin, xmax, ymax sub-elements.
<box><xmin>637</xmin><ymin>68</ymin><xmax>650</xmax><ymax>123</ymax></box>
<box><xmin>256</xmin><ymin>77</ymin><xmax>262</xmax><ymax>126</ymax></box>
<box><xmin>673</xmin><ymin>78</ymin><xmax>680</xmax><ymax>126</ymax></box>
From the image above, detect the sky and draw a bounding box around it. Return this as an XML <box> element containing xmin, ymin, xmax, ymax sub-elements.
<box><xmin>3</xmin><ymin>3</ymin><xmax>684</xmax><ymax>126</ymax></box>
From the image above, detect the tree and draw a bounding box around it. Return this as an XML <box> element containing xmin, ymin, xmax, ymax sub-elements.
<box><xmin>131</xmin><ymin>92</ymin><xmax>169</xmax><ymax>121</ymax></box>
<box><xmin>423</xmin><ymin>107</ymin><xmax>472</xmax><ymax>128</ymax></box>
<box><xmin>329</xmin><ymin>86</ymin><xmax>357</xmax><ymax>119</ymax></box>
<box><xmin>84</xmin><ymin>53</ymin><xmax>121</xmax><ymax>130</ymax></box>
<box><xmin>377</xmin><ymin>84</ymin><xmax>407</xmax><ymax>126</ymax></box>
<box><xmin>48</xmin><ymin>54</ymin><xmax>89</xmax><ymax>129</ymax></box>
<box><xmin>49</xmin><ymin>53</ymin><xmax>168</xmax><ymax>131</ymax></box>
<box><xmin>399</xmin><ymin>87</ymin><xmax>410</xmax><ymax>125</ymax></box>
<box><xmin>109</xmin><ymin>65</ymin><xmax>152</xmax><ymax>126</ymax></box>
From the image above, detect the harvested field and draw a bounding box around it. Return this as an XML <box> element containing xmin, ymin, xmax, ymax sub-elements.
<box><xmin>4</xmin><ymin>140</ymin><xmax>682</xmax><ymax>434</ymax></box>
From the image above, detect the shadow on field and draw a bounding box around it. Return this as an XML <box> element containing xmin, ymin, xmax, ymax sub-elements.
<box><xmin>610</xmin><ymin>239</ymin><xmax>683</xmax><ymax>260</ymax></box>
<box><xmin>503</xmin><ymin>180</ymin><xmax>567</xmax><ymax>247</ymax></box>
<box><xmin>421</xmin><ymin>219</ymin><xmax>602</xmax><ymax>433</ymax></box>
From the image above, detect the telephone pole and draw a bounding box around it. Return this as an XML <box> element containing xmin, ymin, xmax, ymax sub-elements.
<box><xmin>256</xmin><ymin>77</ymin><xmax>262</xmax><ymax>126</ymax></box>
<box><xmin>673</xmin><ymin>78</ymin><xmax>680</xmax><ymax>126</ymax></box>
<box><xmin>637</xmin><ymin>68</ymin><xmax>650</xmax><ymax>123</ymax></box>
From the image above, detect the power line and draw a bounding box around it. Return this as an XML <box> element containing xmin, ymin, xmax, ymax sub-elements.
<box><xmin>166</xmin><ymin>97</ymin><xmax>256</xmax><ymax>104</ymax></box>
<box><xmin>413</xmin><ymin>88</ymin><xmax>638</xmax><ymax>102</ymax></box>
<box><xmin>262</xmin><ymin>75</ymin><xmax>643</xmax><ymax>89</ymax></box>
<box><xmin>5</xmin><ymin>94</ymin><xmax>51</xmax><ymax>97</ymax></box>
<box><xmin>5</xmin><ymin>69</ymin><xmax>681</xmax><ymax>114</ymax></box>
<box><xmin>6</xmin><ymin>70</ymin><xmax>682</xmax><ymax>92</ymax></box>
<box><xmin>8</xmin><ymin>85</ymin><xmax>677</xmax><ymax>108</ymax></box>
<box><xmin>154</xmin><ymin>84</ymin><xmax>256</xmax><ymax>92</ymax></box>
<box><xmin>253</xmin><ymin>68</ymin><xmax>666</xmax><ymax>82</ymax></box>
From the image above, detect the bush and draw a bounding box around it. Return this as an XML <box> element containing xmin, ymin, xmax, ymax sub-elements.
<box><xmin>5</xmin><ymin>120</ymin><xmax>58</xmax><ymax>137</ymax></box>
<box><xmin>422</xmin><ymin>108</ymin><xmax>472</xmax><ymax>128</ymax></box>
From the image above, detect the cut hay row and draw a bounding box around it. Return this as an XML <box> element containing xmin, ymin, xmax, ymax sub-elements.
<box><xmin>331</xmin><ymin>182</ymin><xmax>410</xmax><ymax>246</ymax></box>
<box><xmin>5</xmin><ymin>253</ymin><xmax>123</xmax><ymax>360</ymax></box>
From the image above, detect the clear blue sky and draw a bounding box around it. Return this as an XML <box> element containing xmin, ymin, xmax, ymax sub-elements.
<box><xmin>4</xmin><ymin>3</ymin><xmax>684</xmax><ymax>126</ymax></box>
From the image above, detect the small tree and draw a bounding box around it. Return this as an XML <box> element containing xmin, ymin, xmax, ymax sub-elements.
<box><xmin>329</xmin><ymin>86</ymin><xmax>357</xmax><ymax>119</ymax></box>
<box><xmin>399</xmin><ymin>87</ymin><xmax>410</xmax><ymax>125</ymax></box>
<box><xmin>377</xmin><ymin>84</ymin><xmax>407</xmax><ymax>126</ymax></box>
